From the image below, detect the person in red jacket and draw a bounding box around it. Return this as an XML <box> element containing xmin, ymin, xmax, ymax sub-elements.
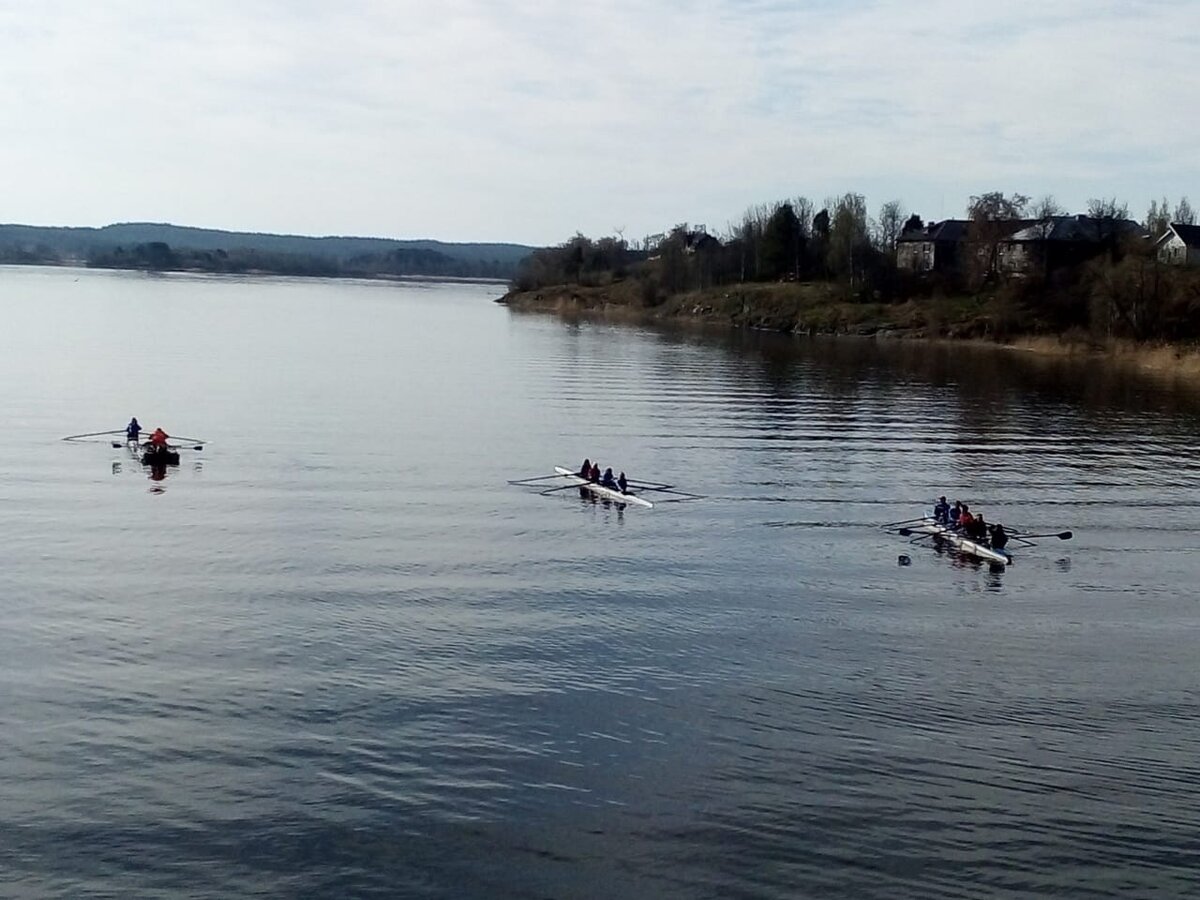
<box><xmin>150</xmin><ymin>428</ymin><xmax>169</xmax><ymax>447</ymax></box>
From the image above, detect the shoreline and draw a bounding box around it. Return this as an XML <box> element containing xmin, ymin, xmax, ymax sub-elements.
<box><xmin>497</xmin><ymin>283</ymin><xmax>1200</xmax><ymax>383</ymax></box>
<box><xmin>1</xmin><ymin>260</ymin><xmax>509</xmax><ymax>286</ymax></box>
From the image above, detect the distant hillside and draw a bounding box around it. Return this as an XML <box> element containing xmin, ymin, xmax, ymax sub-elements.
<box><xmin>0</xmin><ymin>222</ymin><xmax>536</xmax><ymax>280</ymax></box>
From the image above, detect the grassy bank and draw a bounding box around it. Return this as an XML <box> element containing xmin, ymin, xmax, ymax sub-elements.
<box><xmin>499</xmin><ymin>281</ymin><xmax>1037</xmax><ymax>338</ymax></box>
<box><xmin>498</xmin><ymin>281</ymin><xmax>1200</xmax><ymax>381</ymax></box>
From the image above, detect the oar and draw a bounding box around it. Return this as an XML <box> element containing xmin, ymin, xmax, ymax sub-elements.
<box><xmin>63</xmin><ymin>429</ymin><xmax>127</xmax><ymax>441</ymax></box>
<box><xmin>883</xmin><ymin>516</ymin><xmax>932</xmax><ymax>528</ymax></box>
<box><xmin>114</xmin><ymin>440</ymin><xmax>203</xmax><ymax>449</ymax></box>
<box><xmin>539</xmin><ymin>484</ymin><xmax>586</xmax><ymax>495</ymax></box>
<box><xmin>1010</xmin><ymin>530</ymin><xmax>1073</xmax><ymax>541</ymax></box>
<box><xmin>508</xmin><ymin>474</ymin><xmax>573</xmax><ymax>485</ymax></box>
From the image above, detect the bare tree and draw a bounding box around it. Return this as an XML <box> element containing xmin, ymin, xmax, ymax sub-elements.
<box><xmin>1174</xmin><ymin>197</ymin><xmax>1195</xmax><ymax>225</ymax></box>
<box><xmin>965</xmin><ymin>191</ymin><xmax>1030</xmax><ymax>284</ymax></box>
<box><xmin>1029</xmin><ymin>195</ymin><xmax>1063</xmax><ymax>240</ymax></box>
<box><xmin>1087</xmin><ymin>197</ymin><xmax>1130</xmax><ymax>220</ymax></box>
<box><xmin>1031</xmin><ymin>195</ymin><xmax>1064</xmax><ymax>219</ymax></box>
<box><xmin>967</xmin><ymin>191</ymin><xmax>1030</xmax><ymax>221</ymax></box>
<box><xmin>1145</xmin><ymin>198</ymin><xmax>1170</xmax><ymax>238</ymax></box>
<box><xmin>874</xmin><ymin>199</ymin><xmax>907</xmax><ymax>254</ymax></box>
<box><xmin>1087</xmin><ymin>198</ymin><xmax>1132</xmax><ymax>264</ymax></box>
<box><xmin>826</xmin><ymin>193</ymin><xmax>870</xmax><ymax>283</ymax></box>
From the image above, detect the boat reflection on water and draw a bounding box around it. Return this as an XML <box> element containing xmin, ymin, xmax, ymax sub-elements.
<box><xmin>146</xmin><ymin>459</ymin><xmax>170</xmax><ymax>492</ymax></box>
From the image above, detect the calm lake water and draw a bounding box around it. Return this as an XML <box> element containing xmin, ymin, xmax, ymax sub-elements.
<box><xmin>2</xmin><ymin>265</ymin><xmax>1198</xmax><ymax>899</ymax></box>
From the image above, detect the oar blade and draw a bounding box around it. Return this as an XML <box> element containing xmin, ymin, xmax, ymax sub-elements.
<box><xmin>1010</xmin><ymin>529</ymin><xmax>1074</xmax><ymax>541</ymax></box>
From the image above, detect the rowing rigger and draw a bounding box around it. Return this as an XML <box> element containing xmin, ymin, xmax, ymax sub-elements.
<box><xmin>62</xmin><ymin>429</ymin><xmax>207</xmax><ymax>451</ymax></box>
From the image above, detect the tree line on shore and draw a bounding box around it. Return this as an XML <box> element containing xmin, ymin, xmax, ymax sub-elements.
<box><xmin>83</xmin><ymin>242</ymin><xmax>512</xmax><ymax>279</ymax></box>
<box><xmin>0</xmin><ymin>222</ymin><xmax>531</xmax><ymax>280</ymax></box>
<box><xmin>512</xmin><ymin>191</ymin><xmax>1200</xmax><ymax>343</ymax></box>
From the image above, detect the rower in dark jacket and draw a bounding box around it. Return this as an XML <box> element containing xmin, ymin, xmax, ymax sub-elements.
<box><xmin>989</xmin><ymin>523</ymin><xmax>1009</xmax><ymax>550</ymax></box>
<box><xmin>579</xmin><ymin>458</ymin><xmax>591</xmax><ymax>478</ymax></box>
<box><xmin>933</xmin><ymin>496</ymin><xmax>950</xmax><ymax>524</ymax></box>
<box><xmin>600</xmin><ymin>467</ymin><xmax>617</xmax><ymax>488</ymax></box>
<box><xmin>969</xmin><ymin>512</ymin><xmax>988</xmax><ymax>541</ymax></box>
<box><xmin>617</xmin><ymin>472</ymin><xmax>628</xmax><ymax>493</ymax></box>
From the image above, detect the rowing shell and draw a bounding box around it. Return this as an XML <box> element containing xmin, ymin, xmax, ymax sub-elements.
<box><xmin>911</xmin><ymin>518</ymin><xmax>1011</xmax><ymax>566</ymax></box>
<box><xmin>554</xmin><ymin>466</ymin><xmax>654</xmax><ymax>508</ymax></box>
<box><xmin>126</xmin><ymin>439</ymin><xmax>181</xmax><ymax>466</ymax></box>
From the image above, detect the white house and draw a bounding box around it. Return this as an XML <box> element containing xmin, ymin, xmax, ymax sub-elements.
<box><xmin>1155</xmin><ymin>222</ymin><xmax>1200</xmax><ymax>266</ymax></box>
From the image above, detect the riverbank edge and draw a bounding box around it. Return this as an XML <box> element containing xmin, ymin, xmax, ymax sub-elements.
<box><xmin>496</xmin><ymin>282</ymin><xmax>1200</xmax><ymax>380</ymax></box>
<box><xmin>0</xmin><ymin>260</ymin><xmax>509</xmax><ymax>286</ymax></box>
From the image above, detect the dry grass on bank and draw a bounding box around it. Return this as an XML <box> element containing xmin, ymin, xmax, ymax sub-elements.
<box><xmin>1008</xmin><ymin>335</ymin><xmax>1200</xmax><ymax>378</ymax></box>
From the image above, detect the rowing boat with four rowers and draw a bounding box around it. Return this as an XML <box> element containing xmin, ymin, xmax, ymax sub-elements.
<box><xmin>552</xmin><ymin>466</ymin><xmax>655</xmax><ymax>508</ymax></box>
<box><xmin>884</xmin><ymin>500</ymin><xmax>1072</xmax><ymax>569</ymax></box>
<box><xmin>509</xmin><ymin>464</ymin><xmax>703</xmax><ymax>508</ymax></box>
<box><xmin>904</xmin><ymin>517</ymin><xmax>1014</xmax><ymax>566</ymax></box>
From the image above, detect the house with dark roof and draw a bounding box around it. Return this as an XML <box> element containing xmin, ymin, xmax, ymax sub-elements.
<box><xmin>895</xmin><ymin>219</ymin><xmax>969</xmax><ymax>274</ymax></box>
<box><xmin>996</xmin><ymin>215</ymin><xmax>1146</xmax><ymax>277</ymax></box>
<box><xmin>1155</xmin><ymin>222</ymin><xmax>1200</xmax><ymax>266</ymax></box>
<box><xmin>684</xmin><ymin>228</ymin><xmax>719</xmax><ymax>255</ymax></box>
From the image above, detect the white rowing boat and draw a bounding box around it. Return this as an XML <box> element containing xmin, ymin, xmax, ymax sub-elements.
<box><xmin>553</xmin><ymin>466</ymin><xmax>654</xmax><ymax>508</ymax></box>
<box><xmin>910</xmin><ymin>517</ymin><xmax>1011</xmax><ymax>566</ymax></box>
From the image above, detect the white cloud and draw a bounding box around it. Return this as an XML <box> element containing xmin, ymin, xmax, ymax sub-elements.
<box><xmin>0</xmin><ymin>0</ymin><xmax>1196</xmax><ymax>243</ymax></box>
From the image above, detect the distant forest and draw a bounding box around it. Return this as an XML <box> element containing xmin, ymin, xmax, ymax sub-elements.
<box><xmin>0</xmin><ymin>223</ymin><xmax>535</xmax><ymax>280</ymax></box>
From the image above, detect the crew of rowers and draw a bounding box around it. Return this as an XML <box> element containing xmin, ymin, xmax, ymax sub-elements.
<box><xmin>933</xmin><ymin>496</ymin><xmax>1008</xmax><ymax>550</ymax></box>
<box><xmin>578</xmin><ymin>458</ymin><xmax>629</xmax><ymax>494</ymax></box>
<box><xmin>126</xmin><ymin>418</ymin><xmax>169</xmax><ymax>448</ymax></box>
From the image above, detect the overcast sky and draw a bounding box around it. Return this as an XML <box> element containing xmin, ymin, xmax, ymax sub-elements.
<box><xmin>2</xmin><ymin>0</ymin><xmax>1197</xmax><ymax>246</ymax></box>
